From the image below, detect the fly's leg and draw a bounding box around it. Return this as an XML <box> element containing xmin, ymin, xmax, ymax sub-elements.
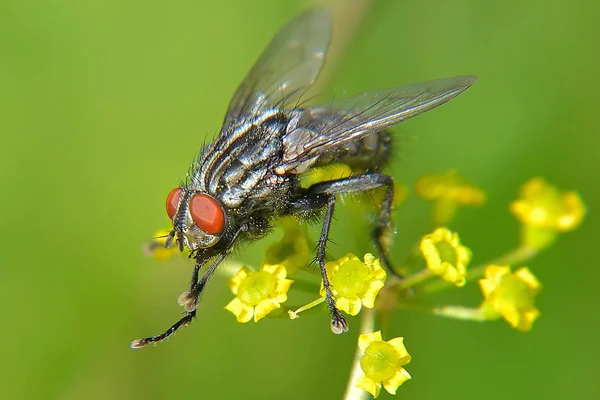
<box><xmin>289</xmin><ymin>172</ymin><xmax>397</xmax><ymax>333</ymax></box>
<box><xmin>130</xmin><ymin>311</ymin><xmax>196</xmax><ymax>349</ymax></box>
<box><xmin>369</xmin><ymin>176</ymin><xmax>399</xmax><ymax>278</ymax></box>
<box><xmin>129</xmin><ymin>255</ymin><xmax>216</xmax><ymax>349</ymax></box>
<box><xmin>131</xmin><ymin>226</ymin><xmax>247</xmax><ymax>349</ymax></box>
<box><xmin>291</xmin><ymin>192</ymin><xmax>348</xmax><ymax>333</ymax></box>
<box><xmin>305</xmin><ymin>172</ymin><xmax>399</xmax><ymax>276</ymax></box>
<box><xmin>318</xmin><ymin>194</ymin><xmax>349</xmax><ymax>334</ymax></box>
<box><xmin>178</xmin><ymin>225</ymin><xmax>249</xmax><ymax>313</ymax></box>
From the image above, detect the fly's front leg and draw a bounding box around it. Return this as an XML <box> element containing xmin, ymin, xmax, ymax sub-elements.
<box><xmin>177</xmin><ymin>250</ymin><xmax>230</xmax><ymax>312</ymax></box>
<box><xmin>178</xmin><ymin>225</ymin><xmax>249</xmax><ymax>313</ymax></box>
<box><xmin>131</xmin><ymin>226</ymin><xmax>247</xmax><ymax>349</ymax></box>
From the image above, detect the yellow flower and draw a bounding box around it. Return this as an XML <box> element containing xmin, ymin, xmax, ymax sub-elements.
<box><xmin>415</xmin><ymin>170</ymin><xmax>485</xmax><ymax>225</ymax></box>
<box><xmin>420</xmin><ymin>227</ymin><xmax>471</xmax><ymax>286</ymax></box>
<box><xmin>356</xmin><ymin>331</ymin><xmax>411</xmax><ymax>398</ymax></box>
<box><xmin>264</xmin><ymin>217</ymin><xmax>310</xmax><ymax>274</ymax></box>
<box><xmin>143</xmin><ymin>229</ymin><xmax>180</xmax><ymax>261</ymax></box>
<box><xmin>511</xmin><ymin>177</ymin><xmax>585</xmax><ymax>231</ymax></box>
<box><xmin>479</xmin><ymin>265</ymin><xmax>541</xmax><ymax>331</ymax></box>
<box><xmin>321</xmin><ymin>254</ymin><xmax>387</xmax><ymax>316</ymax></box>
<box><xmin>225</xmin><ymin>264</ymin><xmax>293</xmax><ymax>323</ymax></box>
<box><xmin>416</xmin><ymin>170</ymin><xmax>486</xmax><ymax>204</ymax></box>
<box><xmin>510</xmin><ymin>178</ymin><xmax>585</xmax><ymax>249</ymax></box>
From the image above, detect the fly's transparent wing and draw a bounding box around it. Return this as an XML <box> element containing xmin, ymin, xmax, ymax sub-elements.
<box><xmin>222</xmin><ymin>9</ymin><xmax>331</xmax><ymax>129</ymax></box>
<box><xmin>279</xmin><ymin>76</ymin><xmax>477</xmax><ymax>171</ymax></box>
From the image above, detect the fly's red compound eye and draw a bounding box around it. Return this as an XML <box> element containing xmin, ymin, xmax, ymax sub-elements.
<box><xmin>189</xmin><ymin>194</ymin><xmax>225</xmax><ymax>235</ymax></box>
<box><xmin>166</xmin><ymin>188</ymin><xmax>183</xmax><ymax>219</ymax></box>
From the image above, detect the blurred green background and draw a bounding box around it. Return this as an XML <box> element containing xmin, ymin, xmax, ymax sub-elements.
<box><xmin>1</xmin><ymin>0</ymin><xmax>598</xmax><ymax>399</ymax></box>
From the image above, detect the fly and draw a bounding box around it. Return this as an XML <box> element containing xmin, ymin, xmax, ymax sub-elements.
<box><xmin>131</xmin><ymin>9</ymin><xmax>476</xmax><ymax>348</ymax></box>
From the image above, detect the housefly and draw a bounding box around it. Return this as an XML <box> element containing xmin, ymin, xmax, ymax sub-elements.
<box><xmin>131</xmin><ymin>9</ymin><xmax>476</xmax><ymax>348</ymax></box>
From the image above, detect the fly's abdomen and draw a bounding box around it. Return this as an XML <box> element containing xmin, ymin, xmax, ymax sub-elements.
<box><xmin>314</xmin><ymin>129</ymin><xmax>392</xmax><ymax>171</ymax></box>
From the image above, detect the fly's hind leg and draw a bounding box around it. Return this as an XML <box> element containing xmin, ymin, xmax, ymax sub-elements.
<box><xmin>370</xmin><ymin>175</ymin><xmax>400</xmax><ymax>278</ymax></box>
<box><xmin>305</xmin><ymin>173</ymin><xmax>400</xmax><ymax>278</ymax></box>
<box><xmin>290</xmin><ymin>172</ymin><xmax>399</xmax><ymax>334</ymax></box>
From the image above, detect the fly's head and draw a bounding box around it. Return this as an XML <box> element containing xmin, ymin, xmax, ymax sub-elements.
<box><xmin>164</xmin><ymin>187</ymin><xmax>227</xmax><ymax>251</ymax></box>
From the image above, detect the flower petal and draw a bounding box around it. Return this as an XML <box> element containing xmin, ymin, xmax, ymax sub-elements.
<box><xmin>360</xmin><ymin>280</ymin><xmax>385</xmax><ymax>308</ymax></box>
<box><xmin>386</xmin><ymin>337</ymin><xmax>411</xmax><ymax>364</ymax></box>
<box><xmin>262</xmin><ymin>263</ymin><xmax>287</xmax><ymax>280</ymax></box>
<box><xmin>224</xmin><ymin>298</ymin><xmax>253</xmax><ymax>323</ymax></box>
<box><xmin>274</xmin><ymin>291</ymin><xmax>288</xmax><ymax>304</ymax></box>
<box><xmin>228</xmin><ymin>266</ymin><xmax>252</xmax><ymax>294</ymax></box>
<box><xmin>478</xmin><ymin>279</ymin><xmax>496</xmax><ymax>297</ymax></box>
<box><xmin>254</xmin><ymin>298</ymin><xmax>280</xmax><ymax>322</ymax></box>
<box><xmin>345</xmin><ymin>297</ymin><xmax>363</xmax><ymax>316</ymax></box>
<box><xmin>356</xmin><ymin>374</ymin><xmax>381</xmax><ymax>398</ymax></box>
<box><xmin>336</xmin><ymin>296</ymin><xmax>362</xmax><ymax>316</ymax></box>
<box><xmin>382</xmin><ymin>368</ymin><xmax>411</xmax><ymax>395</ymax></box>
<box><xmin>514</xmin><ymin>267</ymin><xmax>541</xmax><ymax>292</ymax></box>
<box><xmin>420</xmin><ymin>239</ymin><xmax>441</xmax><ymax>268</ymax></box>
<box><xmin>517</xmin><ymin>307</ymin><xmax>540</xmax><ymax>331</ymax></box>
<box><xmin>275</xmin><ymin>278</ymin><xmax>294</xmax><ymax>295</ymax></box>
<box><xmin>358</xmin><ymin>331</ymin><xmax>382</xmax><ymax>352</ymax></box>
<box><xmin>484</xmin><ymin>265</ymin><xmax>510</xmax><ymax>280</ymax></box>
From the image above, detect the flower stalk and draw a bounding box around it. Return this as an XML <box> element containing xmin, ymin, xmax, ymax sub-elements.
<box><xmin>343</xmin><ymin>309</ymin><xmax>376</xmax><ymax>400</ymax></box>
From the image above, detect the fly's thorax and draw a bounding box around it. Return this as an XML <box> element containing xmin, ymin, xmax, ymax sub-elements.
<box><xmin>166</xmin><ymin>187</ymin><xmax>227</xmax><ymax>250</ymax></box>
<box><xmin>197</xmin><ymin>113</ymin><xmax>292</xmax><ymax>209</ymax></box>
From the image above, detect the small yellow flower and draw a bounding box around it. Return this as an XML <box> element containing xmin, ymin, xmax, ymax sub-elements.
<box><xmin>415</xmin><ymin>170</ymin><xmax>485</xmax><ymax>225</ymax></box>
<box><xmin>225</xmin><ymin>264</ymin><xmax>293</xmax><ymax>323</ymax></box>
<box><xmin>510</xmin><ymin>178</ymin><xmax>585</xmax><ymax>249</ymax></box>
<box><xmin>356</xmin><ymin>331</ymin><xmax>411</xmax><ymax>398</ymax></box>
<box><xmin>264</xmin><ymin>217</ymin><xmax>310</xmax><ymax>274</ymax></box>
<box><xmin>420</xmin><ymin>227</ymin><xmax>471</xmax><ymax>286</ymax></box>
<box><xmin>321</xmin><ymin>254</ymin><xmax>387</xmax><ymax>316</ymax></box>
<box><xmin>479</xmin><ymin>265</ymin><xmax>541</xmax><ymax>331</ymax></box>
<box><xmin>143</xmin><ymin>229</ymin><xmax>180</xmax><ymax>261</ymax></box>
<box><xmin>416</xmin><ymin>170</ymin><xmax>486</xmax><ymax>204</ymax></box>
<box><xmin>511</xmin><ymin>177</ymin><xmax>585</xmax><ymax>231</ymax></box>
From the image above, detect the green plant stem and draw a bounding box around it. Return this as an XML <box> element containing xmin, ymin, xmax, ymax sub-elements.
<box><xmin>432</xmin><ymin>305</ymin><xmax>487</xmax><ymax>321</ymax></box>
<box><xmin>394</xmin><ymin>299</ymin><xmax>492</xmax><ymax>322</ymax></box>
<box><xmin>394</xmin><ymin>268</ymin><xmax>434</xmax><ymax>291</ymax></box>
<box><xmin>343</xmin><ymin>309</ymin><xmax>375</xmax><ymax>400</ymax></box>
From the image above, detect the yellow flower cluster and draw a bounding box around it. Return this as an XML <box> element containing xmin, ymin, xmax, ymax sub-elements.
<box><xmin>141</xmin><ymin>171</ymin><xmax>586</xmax><ymax>398</ymax></box>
